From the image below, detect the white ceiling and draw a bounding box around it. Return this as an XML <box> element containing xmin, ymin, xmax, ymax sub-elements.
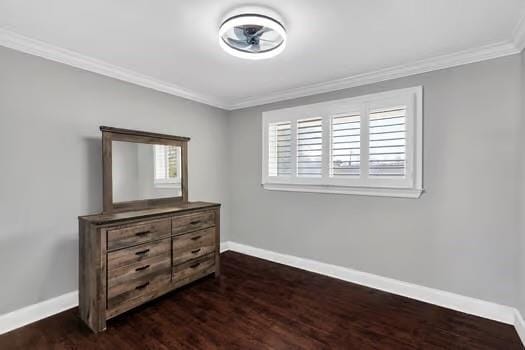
<box><xmin>1</xmin><ymin>0</ymin><xmax>525</xmax><ymax>109</ymax></box>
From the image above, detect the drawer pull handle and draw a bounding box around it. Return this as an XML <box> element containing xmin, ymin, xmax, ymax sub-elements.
<box><xmin>135</xmin><ymin>264</ymin><xmax>150</xmax><ymax>272</ymax></box>
<box><xmin>191</xmin><ymin>236</ymin><xmax>201</xmax><ymax>241</ymax></box>
<box><xmin>135</xmin><ymin>282</ymin><xmax>150</xmax><ymax>290</ymax></box>
<box><xmin>191</xmin><ymin>248</ymin><xmax>201</xmax><ymax>254</ymax></box>
<box><xmin>135</xmin><ymin>230</ymin><xmax>150</xmax><ymax>237</ymax></box>
<box><xmin>190</xmin><ymin>220</ymin><xmax>201</xmax><ymax>225</ymax></box>
<box><xmin>190</xmin><ymin>262</ymin><xmax>201</xmax><ymax>269</ymax></box>
<box><xmin>135</xmin><ymin>249</ymin><xmax>150</xmax><ymax>256</ymax></box>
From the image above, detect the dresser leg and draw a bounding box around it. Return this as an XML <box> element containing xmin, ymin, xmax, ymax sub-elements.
<box><xmin>81</xmin><ymin>313</ymin><xmax>106</xmax><ymax>333</ymax></box>
<box><xmin>214</xmin><ymin>253</ymin><xmax>221</xmax><ymax>278</ymax></box>
<box><xmin>92</xmin><ymin>324</ymin><xmax>107</xmax><ymax>334</ymax></box>
<box><xmin>214</xmin><ymin>256</ymin><xmax>221</xmax><ymax>277</ymax></box>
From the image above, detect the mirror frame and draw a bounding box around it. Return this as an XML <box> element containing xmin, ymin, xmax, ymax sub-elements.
<box><xmin>101</xmin><ymin>126</ymin><xmax>189</xmax><ymax>213</ymax></box>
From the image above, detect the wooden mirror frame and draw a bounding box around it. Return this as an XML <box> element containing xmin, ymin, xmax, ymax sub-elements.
<box><xmin>101</xmin><ymin>126</ymin><xmax>189</xmax><ymax>214</ymax></box>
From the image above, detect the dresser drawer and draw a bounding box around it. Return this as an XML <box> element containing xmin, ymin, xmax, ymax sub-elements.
<box><xmin>172</xmin><ymin>254</ymin><xmax>215</xmax><ymax>283</ymax></box>
<box><xmin>108</xmin><ymin>238</ymin><xmax>171</xmax><ymax>270</ymax></box>
<box><xmin>107</xmin><ymin>218</ymin><xmax>170</xmax><ymax>251</ymax></box>
<box><xmin>108</xmin><ymin>253</ymin><xmax>171</xmax><ymax>290</ymax></box>
<box><xmin>108</xmin><ymin>259</ymin><xmax>171</xmax><ymax>299</ymax></box>
<box><xmin>172</xmin><ymin>227</ymin><xmax>216</xmax><ymax>266</ymax></box>
<box><xmin>106</xmin><ymin>272</ymin><xmax>170</xmax><ymax>317</ymax></box>
<box><xmin>172</xmin><ymin>210</ymin><xmax>215</xmax><ymax>235</ymax></box>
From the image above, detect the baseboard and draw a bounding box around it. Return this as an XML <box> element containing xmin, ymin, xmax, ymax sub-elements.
<box><xmin>0</xmin><ymin>242</ymin><xmax>521</xmax><ymax>344</ymax></box>
<box><xmin>0</xmin><ymin>291</ymin><xmax>78</xmax><ymax>335</ymax></box>
<box><xmin>224</xmin><ymin>241</ymin><xmax>516</xmax><ymax>325</ymax></box>
<box><xmin>220</xmin><ymin>241</ymin><xmax>230</xmax><ymax>253</ymax></box>
<box><xmin>515</xmin><ymin>309</ymin><xmax>525</xmax><ymax>345</ymax></box>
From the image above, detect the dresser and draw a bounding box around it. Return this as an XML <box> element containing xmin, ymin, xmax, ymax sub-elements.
<box><xmin>79</xmin><ymin>202</ymin><xmax>220</xmax><ymax>332</ymax></box>
<box><xmin>79</xmin><ymin>126</ymin><xmax>220</xmax><ymax>333</ymax></box>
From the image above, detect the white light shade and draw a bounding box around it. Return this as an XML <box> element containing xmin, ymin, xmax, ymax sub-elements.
<box><xmin>218</xmin><ymin>14</ymin><xmax>287</xmax><ymax>60</ymax></box>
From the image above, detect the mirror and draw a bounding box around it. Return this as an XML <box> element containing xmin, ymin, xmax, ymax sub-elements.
<box><xmin>112</xmin><ymin>141</ymin><xmax>182</xmax><ymax>203</ymax></box>
<box><xmin>101</xmin><ymin>126</ymin><xmax>189</xmax><ymax>213</ymax></box>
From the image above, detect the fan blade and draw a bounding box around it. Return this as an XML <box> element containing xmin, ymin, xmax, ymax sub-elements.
<box><xmin>259</xmin><ymin>38</ymin><xmax>278</xmax><ymax>43</ymax></box>
<box><xmin>227</xmin><ymin>38</ymin><xmax>250</xmax><ymax>48</ymax></box>
<box><xmin>233</xmin><ymin>27</ymin><xmax>247</xmax><ymax>40</ymax></box>
<box><xmin>254</xmin><ymin>27</ymin><xmax>271</xmax><ymax>37</ymax></box>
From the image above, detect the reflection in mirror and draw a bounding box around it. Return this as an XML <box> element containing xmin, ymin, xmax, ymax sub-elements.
<box><xmin>112</xmin><ymin>141</ymin><xmax>182</xmax><ymax>203</ymax></box>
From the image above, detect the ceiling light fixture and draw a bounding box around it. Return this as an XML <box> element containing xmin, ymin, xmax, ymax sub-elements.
<box><xmin>218</xmin><ymin>13</ymin><xmax>286</xmax><ymax>60</ymax></box>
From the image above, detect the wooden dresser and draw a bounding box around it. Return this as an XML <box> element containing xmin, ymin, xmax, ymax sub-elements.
<box><xmin>79</xmin><ymin>202</ymin><xmax>220</xmax><ymax>333</ymax></box>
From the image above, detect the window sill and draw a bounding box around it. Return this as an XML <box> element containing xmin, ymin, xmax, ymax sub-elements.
<box><xmin>262</xmin><ymin>183</ymin><xmax>424</xmax><ymax>198</ymax></box>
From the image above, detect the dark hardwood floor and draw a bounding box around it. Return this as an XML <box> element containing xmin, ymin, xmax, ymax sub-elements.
<box><xmin>1</xmin><ymin>251</ymin><xmax>522</xmax><ymax>349</ymax></box>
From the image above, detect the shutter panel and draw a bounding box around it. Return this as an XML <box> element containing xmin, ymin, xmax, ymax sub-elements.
<box><xmin>155</xmin><ymin>145</ymin><xmax>178</xmax><ymax>181</ymax></box>
<box><xmin>154</xmin><ymin>145</ymin><xmax>167</xmax><ymax>180</ymax></box>
<box><xmin>268</xmin><ymin>121</ymin><xmax>292</xmax><ymax>176</ymax></box>
<box><xmin>167</xmin><ymin>146</ymin><xmax>177</xmax><ymax>178</ymax></box>
<box><xmin>297</xmin><ymin>118</ymin><xmax>322</xmax><ymax>177</ymax></box>
<box><xmin>330</xmin><ymin>114</ymin><xmax>360</xmax><ymax>177</ymax></box>
<box><xmin>368</xmin><ymin>106</ymin><xmax>407</xmax><ymax>177</ymax></box>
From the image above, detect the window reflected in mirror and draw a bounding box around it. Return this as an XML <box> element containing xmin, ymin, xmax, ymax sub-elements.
<box><xmin>112</xmin><ymin>141</ymin><xmax>182</xmax><ymax>203</ymax></box>
<box><xmin>154</xmin><ymin>144</ymin><xmax>181</xmax><ymax>187</ymax></box>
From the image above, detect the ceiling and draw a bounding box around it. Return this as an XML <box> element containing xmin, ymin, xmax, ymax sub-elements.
<box><xmin>1</xmin><ymin>0</ymin><xmax>525</xmax><ymax>110</ymax></box>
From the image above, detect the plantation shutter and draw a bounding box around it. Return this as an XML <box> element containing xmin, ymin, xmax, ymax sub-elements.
<box><xmin>167</xmin><ymin>146</ymin><xmax>178</xmax><ymax>178</ymax></box>
<box><xmin>368</xmin><ymin>106</ymin><xmax>407</xmax><ymax>177</ymax></box>
<box><xmin>268</xmin><ymin>121</ymin><xmax>292</xmax><ymax>176</ymax></box>
<box><xmin>154</xmin><ymin>145</ymin><xmax>167</xmax><ymax>181</ymax></box>
<box><xmin>155</xmin><ymin>145</ymin><xmax>178</xmax><ymax>181</ymax></box>
<box><xmin>330</xmin><ymin>114</ymin><xmax>361</xmax><ymax>177</ymax></box>
<box><xmin>297</xmin><ymin>118</ymin><xmax>323</xmax><ymax>177</ymax></box>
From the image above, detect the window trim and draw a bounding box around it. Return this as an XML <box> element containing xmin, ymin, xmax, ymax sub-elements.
<box><xmin>261</xmin><ymin>86</ymin><xmax>423</xmax><ymax>198</ymax></box>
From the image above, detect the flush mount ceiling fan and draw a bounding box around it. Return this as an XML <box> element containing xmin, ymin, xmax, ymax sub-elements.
<box><xmin>218</xmin><ymin>13</ymin><xmax>287</xmax><ymax>60</ymax></box>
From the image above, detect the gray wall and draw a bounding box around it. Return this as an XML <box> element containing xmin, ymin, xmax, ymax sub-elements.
<box><xmin>0</xmin><ymin>43</ymin><xmax>523</xmax><ymax>316</ymax></box>
<box><xmin>0</xmin><ymin>46</ymin><xmax>231</xmax><ymax>314</ymax></box>
<box><xmin>228</xmin><ymin>54</ymin><xmax>522</xmax><ymax>307</ymax></box>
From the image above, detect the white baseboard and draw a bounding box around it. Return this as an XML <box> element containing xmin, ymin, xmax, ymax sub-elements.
<box><xmin>0</xmin><ymin>241</ymin><xmax>522</xmax><ymax>346</ymax></box>
<box><xmin>224</xmin><ymin>241</ymin><xmax>516</xmax><ymax>325</ymax></box>
<box><xmin>515</xmin><ymin>309</ymin><xmax>525</xmax><ymax>345</ymax></box>
<box><xmin>220</xmin><ymin>241</ymin><xmax>230</xmax><ymax>253</ymax></box>
<box><xmin>0</xmin><ymin>291</ymin><xmax>78</xmax><ymax>335</ymax></box>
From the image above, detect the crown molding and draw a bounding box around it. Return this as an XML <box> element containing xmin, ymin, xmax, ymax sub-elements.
<box><xmin>229</xmin><ymin>40</ymin><xmax>520</xmax><ymax>110</ymax></box>
<box><xmin>0</xmin><ymin>28</ymin><xmax>230</xmax><ymax>110</ymax></box>
<box><xmin>1</xmin><ymin>26</ymin><xmax>523</xmax><ymax>112</ymax></box>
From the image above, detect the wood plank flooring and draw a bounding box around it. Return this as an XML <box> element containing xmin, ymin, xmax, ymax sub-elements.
<box><xmin>0</xmin><ymin>251</ymin><xmax>522</xmax><ymax>349</ymax></box>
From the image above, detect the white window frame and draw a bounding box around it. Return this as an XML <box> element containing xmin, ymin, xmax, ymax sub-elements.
<box><xmin>153</xmin><ymin>145</ymin><xmax>182</xmax><ymax>189</ymax></box>
<box><xmin>262</xmin><ymin>86</ymin><xmax>423</xmax><ymax>198</ymax></box>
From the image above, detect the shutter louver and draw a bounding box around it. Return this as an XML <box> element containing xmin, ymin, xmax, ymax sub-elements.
<box><xmin>297</xmin><ymin>118</ymin><xmax>322</xmax><ymax>177</ymax></box>
<box><xmin>268</xmin><ymin>121</ymin><xmax>292</xmax><ymax>176</ymax></box>
<box><xmin>330</xmin><ymin>114</ymin><xmax>360</xmax><ymax>177</ymax></box>
<box><xmin>369</xmin><ymin>106</ymin><xmax>407</xmax><ymax>177</ymax></box>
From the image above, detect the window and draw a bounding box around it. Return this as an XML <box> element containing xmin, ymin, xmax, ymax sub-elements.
<box><xmin>262</xmin><ymin>87</ymin><xmax>423</xmax><ymax>198</ymax></box>
<box><xmin>154</xmin><ymin>144</ymin><xmax>181</xmax><ymax>187</ymax></box>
